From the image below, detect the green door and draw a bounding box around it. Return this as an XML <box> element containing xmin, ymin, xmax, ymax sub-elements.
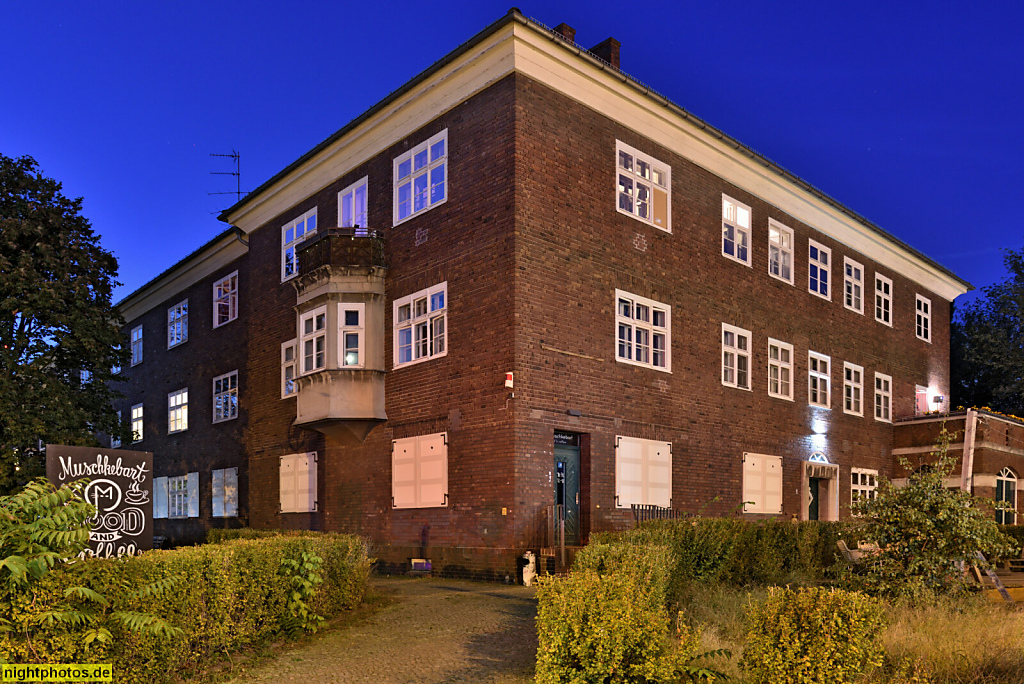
<box><xmin>554</xmin><ymin>437</ymin><xmax>581</xmax><ymax>545</ymax></box>
<box><xmin>808</xmin><ymin>477</ymin><xmax>822</xmax><ymax>521</ymax></box>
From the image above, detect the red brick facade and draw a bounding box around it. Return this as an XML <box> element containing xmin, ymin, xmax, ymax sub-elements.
<box><xmin>114</xmin><ymin>12</ymin><xmax>977</xmax><ymax>574</ymax></box>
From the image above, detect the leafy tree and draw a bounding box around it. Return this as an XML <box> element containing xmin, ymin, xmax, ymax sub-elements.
<box><xmin>951</xmin><ymin>245</ymin><xmax>1024</xmax><ymax>415</ymax></box>
<box><xmin>1</xmin><ymin>478</ymin><xmax>181</xmax><ymax>658</ymax></box>
<box><xmin>848</xmin><ymin>427</ymin><xmax>1019</xmax><ymax>599</ymax></box>
<box><xmin>0</xmin><ymin>154</ymin><xmax>130</xmax><ymax>492</ymax></box>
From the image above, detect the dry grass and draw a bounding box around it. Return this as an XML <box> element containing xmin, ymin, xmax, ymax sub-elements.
<box><xmin>675</xmin><ymin>586</ymin><xmax>1024</xmax><ymax>684</ymax></box>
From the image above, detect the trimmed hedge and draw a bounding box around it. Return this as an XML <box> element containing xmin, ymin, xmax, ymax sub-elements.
<box><xmin>741</xmin><ymin>586</ymin><xmax>886</xmax><ymax>684</ymax></box>
<box><xmin>1</xmin><ymin>534</ymin><xmax>371</xmax><ymax>682</ymax></box>
<box><xmin>205</xmin><ymin>527</ymin><xmax>323</xmax><ymax>543</ymax></box>
<box><xmin>591</xmin><ymin>518</ymin><xmax>851</xmax><ymax>590</ymax></box>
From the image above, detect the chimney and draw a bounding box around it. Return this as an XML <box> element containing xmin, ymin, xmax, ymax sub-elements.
<box><xmin>589</xmin><ymin>37</ymin><xmax>620</xmax><ymax>69</ymax></box>
<box><xmin>552</xmin><ymin>23</ymin><xmax>576</xmax><ymax>43</ymax></box>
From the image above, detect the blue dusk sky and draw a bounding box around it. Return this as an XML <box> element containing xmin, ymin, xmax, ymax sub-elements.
<box><xmin>2</xmin><ymin>1</ymin><xmax>1021</xmax><ymax>307</ymax></box>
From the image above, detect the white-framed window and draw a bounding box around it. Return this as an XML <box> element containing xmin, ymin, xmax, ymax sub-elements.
<box><xmin>167</xmin><ymin>300</ymin><xmax>188</xmax><ymax>348</ymax></box>
<box><xmin>615</xmin><ymin>290</ymin><xmax>671</xmax><ymax>372</ymax></box>
<box><xmin>916</xmin><ymin>294</ymin><xmax>931</xmax><ymax>342</ymax></box>
<box><xmin>996</xmin><ymin>467</ymin><xmax>1017</xmax><ymax>525</ymax></box>
<box><xmin>843</xmin><ymin>362</ymin><xmax>864</xmax><ymax>416</ymax></box>
<box><xmin>130</xmin><ymin>325</ymin><xmax>143</xmax><ymax>366</ymax></box>
<box><xmin>743</xmin><ymin>453</ymin><xmax>783</xmax><ymax>514</ymax></box>
<box><xmin>808</xmin><ymin>240</ymin><xmax>831</xmax><ymax>300</ymax></box>
<box><xmin>213</xmin><ymin>271</ymin><xmax>238</xmax><ymax>328</ymax></box>
<box><xmin>851</xmin><ymin>468</ymin><xmax>878</xmax><ymax>505</ymax></box>
<box><xmin>111</xmin><ymin>410</ymin><xmax>122</xmax><ymax>449</ymax></box>
<box><xmin>212</xmin><ymin>467</ymin><xmax>239</xmax><ymax>518</ymax></box>
<box><xmin>875</xmin><ymin>274</ymin><xmax>892</xmax><ymax>326</ymax></box>
<box><xmin>722</xmin><ymin>194</ymin><xmax>751</xmax><ymax>266</ymax></box>
<box><xmin>614</xmin><ymin>436</ymin><xmax>672</xmax><ymax>508</ymax></box>
<box><xmin>722</xmin><ymin>323</ymin><xmax>751</xmax><ymax>390</ymax></box>
<box><xmin>915</xmin><ymin>385</ymin><xmax>929</xmax><ymax>415</ymax></box>
<box><xmin>282</xmin><ymin>207</ymin><xmax>317</xmax><ymax>281</ymax></box>
<box><xmin>339</xmin><ymin>303</ymin><xmax>365</xmax><ymax>368</ymax></box>
<box><xmin>166</xmin><ymin>472</ymin><xmax>198</xmax><ymax>519</ymax></box>
<box><xmin>768</xmin><ymin>219</ymin><xmax>793</xmax><ymax>284</ymax></box>
<box><xmin>213</xmin><ymin>371</ymin><xmax>238</xmax><ymax>423</ymax></box>
<box><xmin>844</xmin><ymin>257</ymin><xmax>864</xmax><ymax>314</ymax></box>
<box><xmin>874</xmin><ymin>372</ymin><xmax>892</xmax><ymax>422</ymax></box>
<box><xmin>808</xmin><ymin>352</ymin><xmax>831</xmax><ymax>408</ymax></box>
<box><xmin>280</xmin><ymin>452</ymin><xmax>318</xmax><ymax>513</ymax></box>
<box><xmin>131</xmin><ymin>403</ymin><xmax>143</xmax><ymax>443</ymax></box>
<box><xmin>394</xmin><ymin>282</ymin><xmax>447</xmax><ymax>368</ymax></box>
<box><xmin>300</xmin><ymin>305</ymin><xmax>327</xmax><ymax>374</ymax></box>
<box><xmin>281</xmin><ymin>340</ymin><xmax>297</xmax><ymax>398</ymax></box>
<box><xmin>338</xmin><ymin>176</ymin><xmax>368</xmax><ymax>229</ymax></box>
<box><xmin>394</xmin><ymin>129</ymin><xmax>447</xmax><ymax>225</ymax></box>
<box><xmin>616</xmin><ymin>141</ymin><xmax>671</xmax><ymax>232</ymax></box>
<box><xmin>767</xmin><ymin>338</ymin><xmax>793</xmax><ymax>400</ymax></box>
<box><xmin>168</xmin><ymin>388</ymin><xmax>188</xmax><ymax>434</ymax></box>
<box><xmin>392</xmin><ymin>433</ymin><xmax>448</xmax><ymax>508</ymax></box>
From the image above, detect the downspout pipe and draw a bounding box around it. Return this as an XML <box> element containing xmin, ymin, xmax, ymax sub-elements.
<box><xmin>961</xmin><ymin>408</ymin><xmax>978</xmax><ymax>492</ymax></box>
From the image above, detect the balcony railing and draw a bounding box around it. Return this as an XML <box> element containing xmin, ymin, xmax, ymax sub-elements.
<box><xmin>297</xmin><ymin>227</ymin><xmax>386</xmax><ymax>275</ymax></box>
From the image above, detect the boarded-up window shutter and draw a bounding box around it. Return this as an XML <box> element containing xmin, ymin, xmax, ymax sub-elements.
<box><xmin>615</xmin><ymin>437</ymin><xmax>645</xmax><ymax>508</ymax></box>
<box><xmin>154</xmin><ymin>476</ymin><xmax>168</xmax><ymax>519</ymax></box>
<box><xmin>212</xmin><ymin>469</ymin><xmax>224</xmax><ymax>518</ymax></box>
<box><xmin>392</xmin><ymin>433</ymin><xmax>448</xmax><ymax>508</ymax></box>
<box><xmin>280</xmin><ymin>453</ymin><xmax>316</xmax><ymax>513</ymax></box>
<box><xmin>743</xmin><ymin>453</ymin><xmax>783</xmax><ymax>514</ymax></box>
<box><xmin>224</xmin><ymin>467</ymin><xmax>238</xmax><ymax>517</ymax></box>
<box><xmin>645</xmin><ymin>441</ymin><xmax>672</xmax><ymax>508</ymax></box>
<box><xmin>187</xmin><ymin>472</ymin><xmax>199</xmax><ymax>518</ymax></box>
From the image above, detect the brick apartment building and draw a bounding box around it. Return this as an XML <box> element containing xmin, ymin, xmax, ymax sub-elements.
<box><xmin>113</xmin><ymin>10</ymin><xmax>1013</xmax><ymax>575</ymax></box>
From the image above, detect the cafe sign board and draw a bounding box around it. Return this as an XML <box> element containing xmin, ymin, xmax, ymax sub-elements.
<box><xmin>46</xmin><ymin>445</ymin><xmax>153</xmax><ymax>558</ymax></box>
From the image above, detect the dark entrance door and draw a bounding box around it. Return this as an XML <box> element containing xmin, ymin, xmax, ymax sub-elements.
<box><xmin>554</xmin><ymin>432</ymin><xmax>581</xmax><ymax>545</ymax></box>
<box><xmin>808</xmin><ymin>477</ymin><xmax>823</xmax><ymax>521</ymax></box>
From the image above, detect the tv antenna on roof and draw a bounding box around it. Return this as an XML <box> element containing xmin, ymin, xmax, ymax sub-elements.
<box><xmin>209</xmin><ymin>150</ymin><xmax>247</xmax><ymax>203</ymax></box>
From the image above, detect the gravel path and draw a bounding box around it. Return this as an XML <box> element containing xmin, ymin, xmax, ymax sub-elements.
<box><xmin>228</xmin><ymin>577</ymin><xmax>538</xmax><ymax>683</ymax></box>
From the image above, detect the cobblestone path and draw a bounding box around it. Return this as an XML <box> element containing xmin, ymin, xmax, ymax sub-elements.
<box><xmin>229</xmin><ymin>577</ymin><xmax>538</xmax><ymax>683</ymax></box>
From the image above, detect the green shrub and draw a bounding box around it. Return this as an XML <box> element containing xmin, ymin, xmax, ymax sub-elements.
<box><xmin>572</xmin><ymin>542</ymin><xmax>673</xmax><ymax>608</ymax></box>
<box><xmin>591</xmin><ymin>518</ymin><xmax>850</xmax><ymax>594</ymax></box>
<box><xmin>741</xmin><ymin>586</ymin><xmax>886</xmax><ymax>684</ymax></box>
<box><xmin>1</xmin><ymin>533</ymin><xmax>372</xmax><ymax>682</ymax></box>
<box><xmin>535</xmin><ymin>569</ymin><xmax>697</xmax><ymax>684</ymax></box>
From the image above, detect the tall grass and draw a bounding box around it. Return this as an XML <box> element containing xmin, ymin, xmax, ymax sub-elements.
<box><xmin>675</xmin><ymin>585</ymin><xmax>1024</xmax><ymax>684</ymax></box>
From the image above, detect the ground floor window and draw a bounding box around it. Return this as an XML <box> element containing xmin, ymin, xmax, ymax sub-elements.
<box><xmin>851</xmin><ymin>468</ymin><xmax>878</xmax><ymax>505</ymax></box>
<box><xmin>614</xmin><ymin>436</ymin><xmax>672</xmax><ymax>508</ymax></box>
<box><xmin>743</xmin><ymin>453</ymin><xmax>782</xmax><ymax>514</ymax></box>
<box><xmin>280</xmin><ymin>453</ymin><xmax>317</xmax><ymax>513</ymax></box>
<box><xmin>392</xmin><ymin>433</ymin><xmax>448</xmax><ymax>508</ymax></box>
<box><xmin>212</xmin><ymin>467</ymin><xmax>238</xmax><ymax>517</ymax></box>
<box><xmin>997</xmin><ymin>467</ymin><xmax>1017</xmax><ymax>525</ymax></box>
<box><xmin>153</xmin><ymin>473</ymin><xmax>198</xmax><ymax>519</ymax></box>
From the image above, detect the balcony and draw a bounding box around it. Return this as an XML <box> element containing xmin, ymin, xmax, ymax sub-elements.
<box><xmin>297</xmin><ymin>227</ymin><xmax>386</xmax><ymax>277</ymax></box>
<box><xmin>291</xmin><ymin>227</ymin><xmax>388</xmax><ymax>444</ymax></box>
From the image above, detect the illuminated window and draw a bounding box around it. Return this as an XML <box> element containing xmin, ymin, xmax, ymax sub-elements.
<box><xmin>131</xmin><ymin>403</ymin><xmax>143</xmax><ymax>442</ymax></box>
<box><xmin>722</xmin><ymin>195</ymin><xmax>751</xmax><ymax>265</ymax></box>
<box><xmin>616</xmin><ymin>141</ymin><xmax>671</xmax><ymax>231</ymax></box>
<box><xmin>339</xmin><ymin>304</ymin><xmax>365</xmax><ymax>368</ymax></box>
<box><xmin>167</xmin><ymin>388</ymin><xmax>188</xmax><ymax>434</ymax></box>
<box><xmin>996</xmin><ymin>467</ymin><xmax>1017</xmax><ymax>525</ymax></box>
<box><xmin>768</xmin><ymin>219</ymin><xmax>793</xmax><ymax>284</ymax></box>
